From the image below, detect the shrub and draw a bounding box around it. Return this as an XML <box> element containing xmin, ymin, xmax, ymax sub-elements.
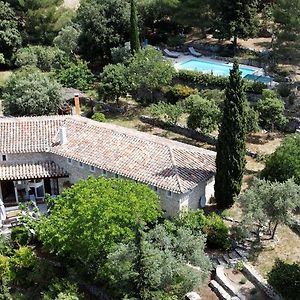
<box><xmin>15</xmin><ymin>46</ymin><xmax>65</xmax><ymax>72</ymax></box>
<box><xmin>261</xmin><ymin>134</ymin><xmax>300</xmax><ymax>184</ymax></box>
<box><xmin>204</xmin><ymin>213</ymin><xmax>231</xmax><ymax>250</ymax></box>
<box><xmin>185</xmin><ymin>94</ymin><xmax>221</xmax><ymax>134</ymax></box>
<box><xmin>276</xmin><ymin>83</ymin><xmax>292</xmax><ymax>98</ymax></box>
<box><xmin>42</xmin><ymin>278</ymin><xmax>82</xmax><ymax>300</ymax></box>
<box><xmin>268</xmin><ymin>259</ymin><xmax>300</xmax><ymax>300</ymax></box>
<box><xmin>178</xmin><ymin>210</ymin><xmax>230</xmax><ymax>250</ymax></box>
<box><xmin>256</xmin><ymin>89</ymin><xmax>287</xmax><ymax>130</ymax></box>
<box><xmin>111</xmin><ymin>43</ymin><xmax>132</xmax><ymax>64</ymax></box>
<box><xmin>0</xmin><ymin>235</ymin><xmax>12</xmax><ymax>256</ymax></box>
<box><xmin>164</xmin><ymin>84</ymin><xmax>198</xmax><ymax>104</ymax></box>
<box><xmin>3</xmin><ymin>67</ymin><xmax>63</xmax><ymax>116</ymax></box>
<box><xmin>10</xmin><ymin>226</ymin><xmax>31</xmax><ymax>247</ymax></box>
<box><xmin>147</xmin><ymin>102</ymin><xmax>184</xmax><ymax>125</ymax></box>
<box><xmin>177</xmin><ymin>70</ymin><xmax>266</xmax><ymax>94</ymax></box>
<box><xmin>9</xmin><ymin>246</ymin><xmax>37</xmax><ymax>286</ymax></box>
<box><xmin>239</xmin><ymin>277</ymin><xmax>247</xmax><ymax>284</ymax></box>
<box><xmin>92</xmin><ymin>112</ymin><xmax>106</xmax><ymax>122</ymax></box>
<box><xmin>55</xmin><ymin>59</ymin><xmax>94</xmax><ymax>91</ymax></box>
<box><xmin>166</xmin><ymin>35</ymin><xmax>185</xmax><ymax>48</ymax></box>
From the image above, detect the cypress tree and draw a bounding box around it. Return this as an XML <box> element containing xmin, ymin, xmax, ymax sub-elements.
<box><xmin>130</xmin><ymin>0</ymin><xmax>140</xmax><ymax>54</ymax></box>
<box><xmin>214</xmin><ymin>61</ymin><xmax>247</xmax><ymax>209</ymax></box>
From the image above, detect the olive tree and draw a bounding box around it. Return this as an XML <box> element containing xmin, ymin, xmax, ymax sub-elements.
<box><xmin>3</xmin><ymin>68</ymin><xmax>63</xmax><ymax>116</ymax></box>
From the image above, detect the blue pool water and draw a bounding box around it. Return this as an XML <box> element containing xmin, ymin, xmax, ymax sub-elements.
<box><xmin>178</xmin><ymin>59</ymin><xmax>256</xmax><ymax>77</ymax></box>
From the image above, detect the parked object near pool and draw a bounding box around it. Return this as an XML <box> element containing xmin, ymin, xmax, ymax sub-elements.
<box><xmin>163</xmin><ymin>48</ymin><xmax>180</xmax><ymax>58</ymax></box>
<box><xmin>188</xmin><ymin>47</ymin><xmax>202</xmax><ymax>57</ymax></box>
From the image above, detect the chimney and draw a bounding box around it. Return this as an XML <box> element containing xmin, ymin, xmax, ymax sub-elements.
<box><xmin>74</xmin><ymin>93</ymin><xmax>81</xmax><ymax>115</ymax></box>
<box><xmin>59</xmin><ymin>126</ymin><xmax>67</xmax><ymax>145</ymax></box>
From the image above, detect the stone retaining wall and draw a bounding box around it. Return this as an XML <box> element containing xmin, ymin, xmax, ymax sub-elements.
<box><xmin>140</xmin><ymin>115</ymin><xmax>257</xmax><ymax>158</ymax></box>
<box><xmin>243</xmin><ymin>263</ymin><xmax>284</xmax><ymax>300</ymax></box>
<box><xmin>215</xmin><ymin>266</ymin><xmax>240</xmax><ymax>297</ymax></box>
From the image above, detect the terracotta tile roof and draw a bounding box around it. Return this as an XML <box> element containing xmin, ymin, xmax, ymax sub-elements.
<box><xmin>0</xmin><ymin>116</ymin><xmax>64</xmax><ymax>153</ymax></box>
<box><xmin>0</xmin><ymin>161</ymin><xmax>68</xmax><ymax>180</ymax></box>
<box><xmin>0</xmin><ymin>116</ymin><xmax>216</xmax><ymax>193</ymax></box>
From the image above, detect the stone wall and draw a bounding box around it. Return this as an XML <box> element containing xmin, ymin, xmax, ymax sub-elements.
<box><xmin>49</xmin><ymin>153</ymin><xmax>184</xmax><ymax>217</ymax></box>
<box><xmin>140</xmin><ymin>116</ymin><xmax>257</xmax><ymax>158</ymax></box>
<box><xmin>243</xmin><ymin>263</ymin><xmax>284</xmax><ymax>300</ymax></box>
<box><xmin>140</xmin><ymin>115</ymin><xmax>217</xmax><ymax>145</ymax></box>
<box><xmin>4</xmin><ymin>152</ymin><xmax>51</xmax><ymax>163</ymax></box>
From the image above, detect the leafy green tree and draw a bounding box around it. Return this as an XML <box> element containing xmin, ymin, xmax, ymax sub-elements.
<box><xmin>101</xmin><ymin>223</ymin><xmax>211</xmax><ymax>299</ymax></box>
<box><xmin>147</xmin><ymin>102</ymin><xmax>184</xmax><ymax>125</ymax></box>
<box><xmin>53</xmin><ymin>25</ymin><xmax>81</xmax><ymax>55</ymax></box>
<box><xmin>268</xmin><ymin>259</ymin><xmax>300</xmax><ymax>300</ymax></box>
<box><xmin>3</xmin><ymin>68</ymin><xmax>63</xmax><ymax>116</ymax></box>
<box><xmin>261</xmin><ymin>134</ymin><xmax>300</xmax><ymax>184</ymax></box>
<box><xmin>38</xmin><ymin>177</ymin><xmax>161</xmax><ymax>275</ymax></box>
<box><xmin>98</xmin><ymin>63</ymin><xmax>129</xmax><ymax>103</ymax></box>
<box><xmin>175</xmin><ymin>210</ymin><xmax>230</xmax><ymax>250</ymax></box>
<box><xmin>211</xmin><ymin>0</ymin><xmax>259</xmax><ymax>48</ymax></box>
<box><xmin>237</xmin><ymin>178</ymin><xmax>300</xmax><ymax>239</ymax></box>
<box><xmin>137</xmin><ymin>0</ymin><xmax>178</xmax><ymax>31</ymax></box>
<box><xmin>55</xmin><ymin>58</ymin><xmax>94</xmax><ymax>91</ymax></box>
<box><xmin>127</xmin><ymin>46</ymin><xmax>176</xmax><ymax>102</ymax></box>
<box><xmin>76</xmin><ymin>0</ymin><xmax>130</xmax><ymax>61</ymax></box>
<box><xmin>110</xmin><ymin>43</ymin><xmax>132</xmax><ymax>64</ymax></box>
<box><xmin>256</xmin><ymin>89</ymin><xmax>287</xmax><ymax>130</ymax></box>
<box><xmin>7</xmin><ymin>0</ymin><xmax>72</xmax><ymax>45</ymax></box>
<box><xmin>130</xmin><ymin>0</ymin><xmax>140</xmax><ymax>54</ymax></box>
<box><xmin>0</xmin><ymin>1</ymin><xmax>22</xmax><ymax>62</ymax></box>
<box><xmin>215</xmin><ymin>61</ymin><xmax>247</xmax><ymax>208</ymax></box>
<box><xmin>174</xmin><ymin>0</ymin><xmax>213</xmax><ymax>35</ymax></box>
<box><xmin>184</xmin><ymin>94</ymin><xmax>220</xmax><ymax>134</ymax></box>
<box><xmin>15</xmin><ymin>46</ymin><xmax>66</xmax><ymax>72</ymax></box>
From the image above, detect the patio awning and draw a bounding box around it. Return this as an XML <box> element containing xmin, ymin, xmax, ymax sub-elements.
<box><xmin>0</xmin><ymin>161</ymin><xmax>68</xmax><ymax>181</ymax></box>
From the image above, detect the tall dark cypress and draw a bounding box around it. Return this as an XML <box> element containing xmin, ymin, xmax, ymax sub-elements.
<box><xmin>214</xmin><ymin>61</ymin><xmax>247</xmax><ymax>209</ymax></box>
<box><xmin>130</xmin><ymin>0</ymin><xmax>140</xmax><ymax>54</ymax></box>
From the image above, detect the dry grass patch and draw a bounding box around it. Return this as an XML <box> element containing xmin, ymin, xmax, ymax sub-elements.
<box><xmin>251</xmin><ymin>225</ymin><xmax>300</xmax><ymax>277</ymax></box>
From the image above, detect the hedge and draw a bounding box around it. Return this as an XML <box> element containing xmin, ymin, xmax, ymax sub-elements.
<box><xmin>176</xmin><ymin>70</ymin><xmax>266</xmax><ymax>94</ymax></box>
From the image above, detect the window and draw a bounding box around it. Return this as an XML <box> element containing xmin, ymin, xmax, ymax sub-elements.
<box><xmin>67</xmin><ymin>158</ymin><xmax>72</xmax><ymax>164</ymax></box>
<box><xmin>102</xmin><ymin>170</ymin><xmax>107</xmax><ymax>176</ymax></box>
<box><xmin>90</xmin><ymin>165</ymin><xmax>95</xmax><ymax>172</ymax></box>
<box><xmin>79</xmin><ymin>161</ymin><xmax>84</xmax><ymax>168</ymax></box>
<box><xmin>2</xmin><ymin>155</ymin><xmax>6</xmax><ymax>161</ymax></box>
<box><xmin>153</xmin><ymin>186</ymin><xmax>158</xmax><ymax>192</ymax></box>
<box><xmin>167</xmin><ymin>191</ymin><xmax>172</xmax><ymax>197</ymax></box>
<box><xmin>115</xmin><ymin>174</ymin><xmax>119</xmax><ymax>178</ymax></box>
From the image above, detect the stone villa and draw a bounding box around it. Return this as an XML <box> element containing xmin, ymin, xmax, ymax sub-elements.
<box><xmin>0</xmin><ymin>115</ymin><xmax>216</xmax><ymax>216</ymax></box>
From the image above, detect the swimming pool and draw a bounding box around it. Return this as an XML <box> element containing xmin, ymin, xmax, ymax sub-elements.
<box><xmin>177</xmin><ymin>59</ymin><xmax>257</xmax><ymax>77</ymax></box>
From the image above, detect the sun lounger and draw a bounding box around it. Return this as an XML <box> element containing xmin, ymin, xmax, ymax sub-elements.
<box><xmin>163</xmin><ymin>49</ymin><xmax>180</xmax><ymax>58</ymax></box>
<box><xmin>188</xmin><ymin>47</ymin><xmax>202</xmax><ymax>57</ymax></box>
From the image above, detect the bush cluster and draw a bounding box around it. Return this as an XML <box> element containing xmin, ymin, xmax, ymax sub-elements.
<box><xmin>177</xmin><ymin>70</ymin><xmax>266</xmax><ymax>94</ymax></box>
<box><xmin>15</xmin><ymin>46</ymin><xmax>65</xmax><ymax>72</ymax></box>
<box><xmin>163</xmin><ymin>84</ymin><xmax>198</xmax><ymax>104</ymax></box>
<box><xmin>176</xmin><ymin>210</ymin><xmax>230</xmax><ymax>250</ymax></box>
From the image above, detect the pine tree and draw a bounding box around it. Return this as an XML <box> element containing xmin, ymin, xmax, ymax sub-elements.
<box><xmin>211</xmin><ymin>0</ymin><xmax>259</xmax><ymax>48</ymax></box>
<box><xmin>130</xmin><ymin>0</ymin><xmax>140</xmax><ymax>54</ymax></box>
<box><xmin>214</xmin><ymin>61</ymin><xmax>247</xmax><ymax>209</ymax></box>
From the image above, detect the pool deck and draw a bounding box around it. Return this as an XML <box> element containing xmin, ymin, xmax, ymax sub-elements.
<box><xmin>167</xmin><ymin>54</ymin><xmax>264</xmax><ymax>76</ymax></box>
